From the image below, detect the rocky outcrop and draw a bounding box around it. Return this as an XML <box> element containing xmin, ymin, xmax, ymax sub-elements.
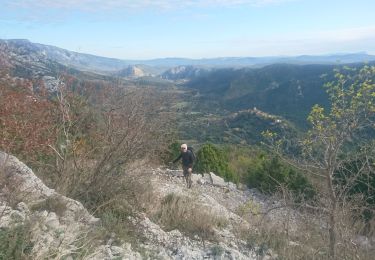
<box><xmin>134</xmin><ymin>215</ymin><xmax>255</xmax><ymax>260</ymax></box>
<box><xmin>115</xmin><ymin>65</ymin><xmax>147</xmax><ymax>78</ymax></box>
<box><xmin>87</xmin><ymin>242</ymin><xmax>142</xmax><ymax>260</ymax></box>
<box><xmin>0</xmin><ymin>152</ymin><xmax>278</xmax><ymax>259</ymax></box>
<box><xmin>166</xmin><ymin>170</ymin><xmax>235</xmax><ymax>188</ymax></box>
<box><xmin>0</xmin><ymin>151</ymin><xmax>97</xmax><ymax>224</ymax></box>
<box><xmin>0</xmin><ymin>151</ymin><xmax>140</xmax><ymax>259</ymax></box>
<box><xmin>161</xmin><ymin>65</ymin><xmax>206</xmax><ymax>80</ymax></box>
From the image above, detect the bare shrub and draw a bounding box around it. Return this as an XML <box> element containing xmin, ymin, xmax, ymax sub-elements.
<box><xmin>0</xmin><ymin>79</ymin><xmax>57</xmax><ymax>164</ymax></box>
<box><xmin>81</xmin><ymin>166</ymin><xmax>156</xmax><ymax>251</ymax></box>
<box><xmin>1</xmin><ymin>71</ymin><xmax>175</xmax><ymax>253</ymax></box>
<box><xmin>235</xmin><ymin>191</ymin><xmax>375</xmax><ymax>259</ymax></box>
<box><xmin>38</xmin><ymin>79</ymin><xmax>174</xmax><ymax>210</ymax></box>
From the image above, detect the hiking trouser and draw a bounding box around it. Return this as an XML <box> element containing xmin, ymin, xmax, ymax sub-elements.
<box><xmin>182</xmin><ymin>166</ymin><xmax>192</xmax><ymax>188</ymax></box>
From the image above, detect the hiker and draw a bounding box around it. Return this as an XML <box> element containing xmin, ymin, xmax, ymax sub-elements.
<box><xmin>172</xmin><ymin>144</ymin><xmax>194</xmax><ymax>188</ymax></box>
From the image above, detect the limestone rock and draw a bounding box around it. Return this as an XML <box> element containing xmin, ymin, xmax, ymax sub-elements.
<box><xmin>0</xmin><ymin>152</ymin><xmax>105</xmax><ymax>259</ymax></box>
<box><xmin>87</xmin><ymin>243</ymin><xmax>142</xmax><ymax>260</ymax></box>
<box><xmin>0</xmin><ymin>151</ymin><xmax>288</xmax><ymax>259</ymax></box>
<box><xmin>209</xmin><ymin>172</ymin><xmax>226</xmax><ymax>187</ymax></box>
<box><xmin>166</xmin><ymin>169</ymin><xmax>184</xmax><ymax>177</ymax></box>
<box><xmin>135</xmin><ymin>214</ymin><xmax>254</xmax><ymax>259</ymax></box>
<box><xmin>191</xmin><ymin>173</ymin><xmax>203</xmax><ymax>184</ymax></box>
<box><xmin>0</xmin><ymin>151</ymin><xmax>98</xmax><ymax>225</ymax></box>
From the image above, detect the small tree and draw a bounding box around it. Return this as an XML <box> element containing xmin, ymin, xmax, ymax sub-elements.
<box><xmin>265</xmin><ymin>65</ymin><xmax>375</xmax><ymax>258</ymax></box>
<box><xmin>303</xmin><ymin>66</ymin><xmax>375</xmax><ymax>258</ymax></box>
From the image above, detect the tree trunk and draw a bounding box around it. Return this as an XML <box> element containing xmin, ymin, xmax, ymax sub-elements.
<box><xmin>327</xmin><ymin>167</ymin><xmax>337</xmax><ymax>259</ymax></box>
<box><xmin>328</xmin><ymin>200</ymin><xmax>337</xmax><ymax>259</ymax></box>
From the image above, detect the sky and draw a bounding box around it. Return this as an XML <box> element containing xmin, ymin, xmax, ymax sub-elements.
<box><xmin>0</xmin><ymin>0</ymin><xmax>375</xmax><ymax>59</ymax></box>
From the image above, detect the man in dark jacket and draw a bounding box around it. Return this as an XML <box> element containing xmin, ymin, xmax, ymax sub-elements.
<box><xmin>173</xmin><ymin>143</ymin><xmax>194</xmax><ymax>188</ymax></box>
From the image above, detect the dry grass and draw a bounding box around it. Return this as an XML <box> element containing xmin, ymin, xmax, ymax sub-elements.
<box><xmin>235</xmin><ymin>201</ymin><xmax>375</xmax><ymax>260</ymax></box>
<box><xmin>155</xmin><ymin>192</ymin><xmax>228</xmax><ymax>242</ymax></box>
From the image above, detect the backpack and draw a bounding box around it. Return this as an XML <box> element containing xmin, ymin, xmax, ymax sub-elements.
<box><xmin>187</xmin><ymin>146</ymin><xmax>196</xmax><ymax>161</ymax></box>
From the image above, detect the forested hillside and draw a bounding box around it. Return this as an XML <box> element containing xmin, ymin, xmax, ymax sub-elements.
<box><xmin>184</xmin><ymin>62</ymin><xmax>375</xmax><ymax>127</ymax></box>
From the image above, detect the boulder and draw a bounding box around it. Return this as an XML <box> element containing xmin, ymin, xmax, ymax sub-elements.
<box><xmin>191</xmin><ymin>173</ymin><xmax>203</xmax><ymax>184</ymax></box>
<box><xmin>203</xmin><ymin>173</ymin><xmax>212</xmax><ymax>183</ymax></box>
<box><xmin>227</xmin><ymin>181</ymin><xmax>237</xmax><ymax>190</ymax></box>
<box><xmin>209</xmin><ymin>172</ymin><xmax>226</xmax><ymax>187</ymax></box>
<box><xmin>197</xmin><ymin>178</ymin><xmax>206</xmax><ymax>185</ymax></box>
<box><xmin>0</xmin><ymin>202</ymin><xmax>28</xmax><ymax>227</ymax></box>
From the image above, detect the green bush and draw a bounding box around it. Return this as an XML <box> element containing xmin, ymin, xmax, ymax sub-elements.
<box><xmin>194</xmin><ymin>143</ymin><xmax>238</xmax><ymax>183</ymax></box>
<box><xmin>246</xmin><ymin>154</ymin><xmax>315</xmax><ymax>200</ymax></box>
<box><xmin>163</xmin><ymin>141</ymin><xmax>182</xmax><ymax>164</ymax></box>
<box><xmin>224</xmin><ymin>145</ymin><xmax>262</xmax><ymax>184</ymax></box>
<box><xmin>0</xmin><ymin>224</ymin><xmax>33</xmax><ymax>260</ymax></box>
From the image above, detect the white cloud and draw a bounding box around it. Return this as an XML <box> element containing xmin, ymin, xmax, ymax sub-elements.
<box><xmin>311</xmin><ymin>26</ymin><xmax>375</xmax><ymax>42</ymax></box>
<box><xmin>5</xmin><ymin>0</ymin><xmax>295</xmax><ymax>11</ymax></box>
<box><xmin>226</xmin><ymin>26</ymin><xmax>375</xmax><ymax>56</ymax></box>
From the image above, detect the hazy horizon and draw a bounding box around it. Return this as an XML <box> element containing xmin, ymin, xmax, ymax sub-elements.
<box><xmin>3</xmin><ymin>38</ymin><xmax>375</xmax><ymax>61</ymax></box>
<box><xmin>1</xmin><ymin>0</ymin><xmax>375</xmax><ymax>60</ymax></box>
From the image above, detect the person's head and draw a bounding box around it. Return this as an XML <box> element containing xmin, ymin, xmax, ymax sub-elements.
<box><xmin>181</xmin><ymin>144</ymin><xmax>187</xmax><ymax>153</ymax></box>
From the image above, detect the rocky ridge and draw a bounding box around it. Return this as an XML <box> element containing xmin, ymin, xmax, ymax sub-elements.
<box><xmin>161</xmin><ymin>66</ymin><xmax>206</xmax><ymax>80</ymax></box>
<box><xmin>115</xmin><ymin>65</ymin><xmax>148</xmax><ymax>78</ymax></box>
<box><xmin>0</xmin><ymin>152</ymin><xmax>142</xmax><ymax>259</ymax></box>
<box><xmin>0</xmin><ymin>151</ymin><xmax>289</xmax><ymax>259</ymax></box>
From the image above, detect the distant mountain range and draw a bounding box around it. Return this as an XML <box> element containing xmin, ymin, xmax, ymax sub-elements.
<box><xmin>2</xmin><ymin>39</ymin><xmax>375</xmax><ymax>75</ymax></box>
<box><xmin>2</xmin><ymin>38</ymin><xmax>374</xmax><ymax>143</ymax></box>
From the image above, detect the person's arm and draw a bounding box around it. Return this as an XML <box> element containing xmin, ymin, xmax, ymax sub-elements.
<box><xmin>172</xmin><ymin>153</ymin><xmax>182</xmax><ymax>163</ymax></box>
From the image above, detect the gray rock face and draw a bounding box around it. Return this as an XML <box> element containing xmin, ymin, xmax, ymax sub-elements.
<box><xmin>161</xmin><ymin>65</ymin><xmax>206</xmax><ymax>80</ymax></box>
<box><xmin>191</xmin><ymin>172</ymin><xmax>237</xmax><ymax>191</ymax></box>
<box><xmin>0</xmin><ymin>152</ymin><xmax>163</xmax><ymax>260</ymax></box>
<box><xmin>87</xmin><ymin>243</ymin><xmax>142</xmax><ymax>260</ymax></box>
<box><xmin>115</xmin><ymin>65</ymin><xmax>147</xmax><ymax>78</ymax></box>
<box><xmin>42</xmin><ymin>75</ymin><xmax>61</xmax><ymax>92</ymax></box>
<box><xmin>166</xmin><ymin>168</ymin><xmax>184</xmax><ymax>177</ymax></box>
<box><xmin>191</xmin><ymin>173</ymin><xmax>203</xmax><ymax>184</ymax></box>
<box><xmin>209</xmin><ymin>172</ymin><xmax>227</xmax><ymax>187</ymax></box>
<box><xmin>0</xmin><ymin>151</ymin><xmax>97</xmax><ymax>225</ymax></box>
<box><xmin>0</xmin><ymin>151</ymin><xmax>104</xmax><ymax>259</ymax></box>
<box><xmin>133</xmin><ymin>215</ymin><xmax>255</xmax><ymax>260</ymax></box>
<box><xmin>0</xmin><ymin>152</ymin><xmax>271</xmax><ymax>259</ymax></box>
<box><xmin>0</xmin><ymin>39</ymin><xmax>127</xmax><ymax>73</ymax></box>
<box><xmin>0</xmin><ymin>202</ymin><xmax>27</xmax><ymax>227</ymax></box>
